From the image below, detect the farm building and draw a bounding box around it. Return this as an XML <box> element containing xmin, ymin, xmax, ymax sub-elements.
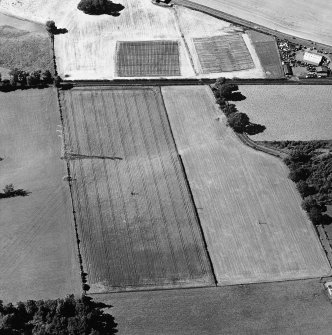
<box><xmin>303</xmin><ymin>52</ymin><xmax>323</xmax><ymax>66</ymax></box>
<box><xmin>283</xmin><ymin>64</ymin><xmax>292</xmax><ymax>76</ymax></box>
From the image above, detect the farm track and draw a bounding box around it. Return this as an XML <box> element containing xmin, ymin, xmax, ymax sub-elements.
<box><xmin>173</xmin><ymin>0</ymin><xmax>332</xmax><ymax>52</ymax></box>
<box><xmin>61</xmin><ymin>87</ymin><xmax>214</xmax><ymax>293</ymax></box>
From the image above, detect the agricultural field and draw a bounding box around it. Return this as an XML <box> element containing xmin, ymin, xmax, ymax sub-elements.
<box><xmin>0</xmin><ymin>0</ymin><xmax>269</xmax><ymax>79</ymax></box>
<box><xmin>53</xmin><ymin>0</ymin><xmax>194</xmax><ymax>79</ymax></box>
<box><xmin>236</xmin><ymin>85</ymin><xmax>332</xmax><ymax>141</ymax></box>
<box><xmin>116</xmin><ymin>40</ymin><xmax>180</xmax><ymax>77</ymax></box>
<box><xmin>247</xmin><ymin>30</ymin><xmax>283</xmax><ymax>78</ymax></box>
<box><xmin>61</xmin><ymin>87</ymin><xmax>214</xmax><ymax>293</ymax></box>
<box><xmin>0</xmin><ymin>89</ymin><xmax>81</xmax><ymax>303</ymax></box>
<box><xmin>162</xmin><ymin>85</ymin><xmax>331</xmax><ymax>285</ymax></box>
<box><xmin>0</xmin><ymin>13</ymin><xmax>54</xmax><ymax>74</ymax></box>
<box><xmin>193</xmin><ymin>34</ymin><xmax>255</xmax><ymax>73</ymax></box>
<box><xmin>181</xmin><ymin>0</ymin><xmax>332</xmax><ymax>46</ymax></box>
<box><xmin>95</xmin><ymin>279</ymin><xmax>332</xmax><ymax>335</ymax></box>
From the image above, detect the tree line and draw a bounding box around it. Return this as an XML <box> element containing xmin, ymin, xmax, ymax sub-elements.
<box><xmin>212</xmin><ymin>77</ymin><xmax>266</xmax><ymax>134</ymax></box>
<box><xmin>0</xmin><ymin>69</ymin><xmax>61</xmax><ymax>92</ymax></box>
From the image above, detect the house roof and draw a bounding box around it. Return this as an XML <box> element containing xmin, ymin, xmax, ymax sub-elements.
<box><xmin>303</xmin><ymin>52</ymin><xmax>322</xmax><ymax>65</ymax></box>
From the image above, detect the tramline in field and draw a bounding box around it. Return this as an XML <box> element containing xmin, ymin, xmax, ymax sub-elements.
<box><xmin>61</xmin><ymin>87</ymin><xmax>214</xmax><ymax>293</ymax></box>
<box><xmin>161</xmin><ymin>85</ymin><xmax>331</xmax><ymax>285</ymax></box>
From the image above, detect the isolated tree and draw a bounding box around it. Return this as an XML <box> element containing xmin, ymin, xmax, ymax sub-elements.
<box><xmin>77</xmin><ymin>0</ymin><xmax>124</xmax><ymax>16</ymax></box>
<box><xmin>227</xmin><ymin>112</ymin><xmax>249</xmax><ymax>133</ymax></box>
<box><xmin>3</xmin><ymin>184</ymin><xmax>15</xmax><ymax>195</ymax></box>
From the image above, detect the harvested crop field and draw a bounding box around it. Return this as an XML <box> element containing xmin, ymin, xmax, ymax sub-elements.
<box><xmin>162</xmin><ymin>85</ymin><xmax>331</xmax><ymax>285</ymax></box>
<box><xmin>116</xmin><ymin>40</ymin><xmax>180</xmax><ymax>77</ymax></box>
<box><xmin>193</xmin><ymin>34</ymin><xmax>255</xmax><ymax>73</ymax></box>
<box><xmin>61</xmin><ymin>87</ymin><xmax>214</xmax><ymax>293</ymax></box>
<box><xmin>0</xmin><ymin>89</ymin><xmax>81</xmax><ymax>303</ymax></box>
<box><xmin>247</xmin><ymin>30</ymin><xmax>283</xmax><ymax>78</ymax></box>
<box><xmin>0</xmin><ymin>13</ymin><xmax>54</xmax><ymax>73</ymax></box>
<box><xmin>236</xmin><ymin>85</ymin><xmax>332</xmax><ymax>141</ymax></box>
<box><xmin>179</xmin><ymin>0</ymin><xmax>332</xmax><ymax>46</ymax></box>
<box><xmin>95</xmin><ymin>279</ymin><xmax>332</xmax><ymax>335</ymax></box>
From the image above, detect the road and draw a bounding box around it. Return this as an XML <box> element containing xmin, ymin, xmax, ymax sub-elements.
<box><xmin>63</xmin><ymin>77</ymin><xmax>332</xmax><ymax>87</ymax></box>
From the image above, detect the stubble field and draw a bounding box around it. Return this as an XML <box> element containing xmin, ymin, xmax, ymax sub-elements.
<box><xmin>236</xmin><ymin>85</ymin><xmax>332</xmax><ymax>141</ymax></box>
<box><xmin>0</xmin><ymin>89</ymin><xmax>81</xmax><ymax>302</ymax></box>
<box><xmin>61</xmin><ymin>87</ymin><xmax>214</xmax><ymax>293</ymax></box>
<box><xmin>180</xmin><ymin>0</ymin><xmax>332</xmax><ymax>46</ymax></box>
<box><xmin>162</xmin><ymin>85</ymin><xmax>331</xmax><ymax>285</ymax></box>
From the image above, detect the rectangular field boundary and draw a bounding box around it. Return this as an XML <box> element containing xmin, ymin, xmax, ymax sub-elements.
<box><xmin>193</xmin><ymin>34</ymin><xmax>255</xmax><ymax>73</ymax></box>
<box><xmin>61</xmin><ymin>86</ymin><xmax>215</xmax><ymax>293</ymax></box>
<box><xmin>116</xmin><ymin>40</ymin><xmax>181</xmax><ymax>77</ymax></box>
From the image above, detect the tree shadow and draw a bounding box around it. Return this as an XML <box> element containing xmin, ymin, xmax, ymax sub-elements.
<box><xmin>228</xmin><ymin>92</ymin><xmax>247</xmax><ymax>101</ymax></box>
<box><xmin>245</xmin><ymin>123</ymin><xmax>266</xmax><ymax>135</ymax></box>
<box><xmin>0</xmin><ymin>189</ymin><xmax>30</xmax><ymax>199</ymax></box>
<box><xmin>322</xmin><ymin>214</ymin><xmax>332</xmax><ymax>226</ymax></box>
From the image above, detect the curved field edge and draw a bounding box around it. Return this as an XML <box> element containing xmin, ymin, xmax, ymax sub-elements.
<box><xmin>161</xmin><ymin>85</ymin><xmax>331</xmax><ymax>285</ymax></box>
<box><xmin>235</xmin><ymin>85</ymin><xmax>332</xmax><ymax>141</ymax></box>
<box><xmin>0</xmin><ymin>88</ymin><xmax>81</xmax><ymax>302</ymax></box>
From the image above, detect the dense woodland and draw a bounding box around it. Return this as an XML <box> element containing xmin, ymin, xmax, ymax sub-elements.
<box><xmin>0</xmin><ymin>295</ymin><xmax>117</xmax><ymax>334</ymax></box>
<box><xmin>283</xmin><ymin>143</ymin><xmax>332</xmax><ymax>225</ymax></box>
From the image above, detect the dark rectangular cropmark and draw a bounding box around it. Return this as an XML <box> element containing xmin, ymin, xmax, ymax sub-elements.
<box><xmin>193</xmin><ymin>34</ymin><xmax>255</xmax><ymax>73</ymax></box>
<box><xmin>247</xmin><ymin>30</ymin><xmax>284</xmax><ymax>78</ymax></box>
<box><xmin>61</xmin><ymin>87</ymin><xmax>214</xmax><ymax>293</ymax></box>
<box><xmin>116</xmin><ymin>40</ymin><xmax>181</xmax><ymax>77</ymax></box>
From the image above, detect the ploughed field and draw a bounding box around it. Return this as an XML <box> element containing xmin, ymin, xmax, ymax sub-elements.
<box><xmin>0</xmin><ymin>89</ymin><xmax>81</xmax><ymax>302</ymax></box>
<box><xmin>61</xmin><ymin>87</ymin><xmax>214</xmax><ymax>293</ymax></box>
<box><xmin>116</xmin><ymin>40</ymin><xmax>181</xmax><ymax>77</ymax></box>
<box><xmin>236</xmin><ymin>85</ymin><xmax>332</xmax><ymax>141</ymax></box>
<box><xmin>193</xmin><ymin>34</ymin><xmax>255</xmax><ymax>73</ymax></box>
<box><xmin>161</xmin><ymin>85</ymin><xmax>331</xmax><ymax>285</ymax></box>
<box><xmin>95</xmin><ymin>279</ymin><xmax>332</xmax><ymax>335</ymax></box>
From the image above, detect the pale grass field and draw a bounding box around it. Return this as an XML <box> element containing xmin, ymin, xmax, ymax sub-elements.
<box><xmin>0</xmin><ymin>89</ymin><xmax>81</xmax><ymax>302</ymax></box>
<box><xmin>162</xmin><ymin>85</ymin><xmax>331</xmax><ymax>285</ymax></box>
<box><xmin>236</xmin><ymin>85</ymin><xmax>332</xmax><ymax>141</ymax></box>
<box><xmin>183</xmin><ymin>0</ymin><xmax>332</xmax><ymax>46</ymax></box>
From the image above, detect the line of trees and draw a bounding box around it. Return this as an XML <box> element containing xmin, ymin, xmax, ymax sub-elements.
<box><xmin>0</xmin><ymin>69</ymin><xmax>60</xmax><ymax>92</ymax></box>
<box><xmin>284</xmin><ymin>144</ymin><xmax>332</xmax><ymax>225</ymax></box>
<box><xmin>0</xmin><ymin>295</ymin><xmax>117</xmax><ymax>334</ymax></box>
<box><xmin>211</xmin><ymin>78</ymin><xmax>266</xmax><ymax>134</ymax></box>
